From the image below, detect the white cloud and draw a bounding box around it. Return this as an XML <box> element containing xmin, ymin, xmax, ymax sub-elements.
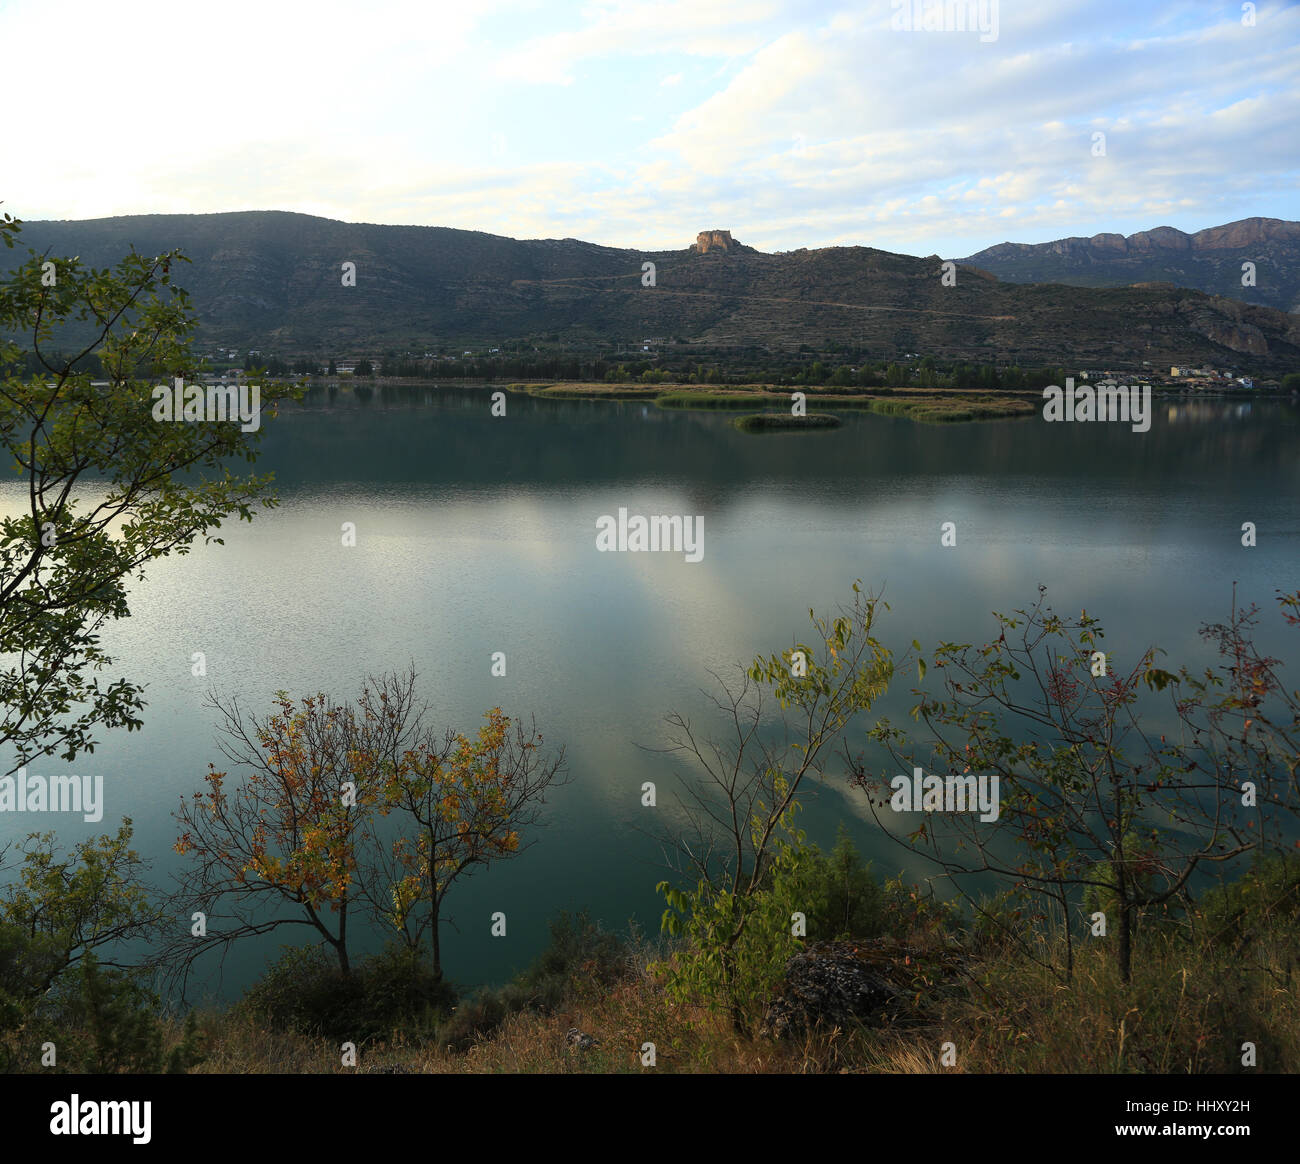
<box><xmin>492</xmin><ymin>0</ymin><xmax>781</xmax><ymax>83</ymax></box>
<box><xmin>2</xmin><ymin>0</ymin><xmax>1295</xmax><ymax>257</ymax></box>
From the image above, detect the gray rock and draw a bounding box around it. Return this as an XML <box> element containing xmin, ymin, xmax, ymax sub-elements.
<box><xmin>760</xmin><ymin>939</ymin><xmax>911</xmax><ymax>1039</ymax></box>
<box><xmin>565</xmin><ymin>1026</ymin><xmax>600</xmax><ymax>1051</ymax></box>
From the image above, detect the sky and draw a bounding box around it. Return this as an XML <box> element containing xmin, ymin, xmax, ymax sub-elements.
<box><xmin>2</xmin><ymin>0</ymin><xmax>1297</xmax><ymax>257</ymax></box>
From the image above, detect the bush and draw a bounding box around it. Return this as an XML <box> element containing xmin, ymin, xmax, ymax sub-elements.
<box><xmin>438</xmin><ymin>985</ymin><xmax>517</xmax><ymax>1053</ymax></box>
<box><xmin>805</xmin><ymin>825</ymin><xmax>885</xmax><ymax>940</ymax></box>
<box><xmin>439</xmin><ymin>910</ymin><xmax>628</xmax><ymax>1052</ymax></box>
<box><xmin>880</xmin><ymin>873</ymin><xmax>963</xmax><ymax>943</ymax></box>
<box><xmin>0</xmin><ymin>822</ymin><xmax>163</xmax><ymax>1071</ymax></box>
<box><xmin>242</xmin><ymin>943</ymin><xmax>455</xmax><ymax>1044</ymax></box>
<box><xmin>514</xmin><ymin>909</ymin><xmax>627</xmax><ymax>1007</ymax></box>
<box><xmin>1197</xmin><ymin>852</ymin><xmax>1300</xmax><ymax>951</ymax></box>
<box><xmin>658</xmin><ymin>806</ymin><xmax>825</xmax><ymax>1032</ymax></box>
<box><xmin>657</xmin><ymin>810</ymin><xmax>956</xmax><ymax>1031</ymax></box>
<box><xmin>72</xmin><ymin>955</ymin><xmax>168</xmax><ymax>1074</ymax></box>
<box><xmin>0</xmin><ymin>922</ymin><xmax>62</xmax><ymax>1065</ymax></box>
<box><xmin>6</xmin><ymin>953</ymin><xmax>204</xmax><ymax>1074</ymax></box>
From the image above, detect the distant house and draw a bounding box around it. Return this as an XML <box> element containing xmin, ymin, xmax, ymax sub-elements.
<box><xmin>336</xmin><ymin>362</ymin><xmax>357</xmax><ymax>375</ymax></box>
<box><xmin>1238</xmin><ymin>376</ymin><xmax>1255</xmax><ymax>389</ymax></box>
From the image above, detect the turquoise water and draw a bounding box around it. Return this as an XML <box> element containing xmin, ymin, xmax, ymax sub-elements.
<box><xmin>2</xmin><ymin>386</ymin><xmax>1296</xmax><ymax>1000</ymax></box>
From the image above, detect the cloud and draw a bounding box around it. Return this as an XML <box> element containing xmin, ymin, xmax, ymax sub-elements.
<box><xmin>3</xmin><ymin>0</ymin><xmax>1296</xmax><ymax>257</ymax></box>
<box><xmin>492</xmin><ymin>0</ymin><xmax>782</xmax><ymax>83</ymax></box>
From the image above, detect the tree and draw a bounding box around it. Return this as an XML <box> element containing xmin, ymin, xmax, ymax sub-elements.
<box><xmin>0</xmin><ymin>820</ymin><xmax>164</xmax><ymax>1068</ymax></box>
<box><xmin>0</xmin><ymin>820</ymin><xmax>160</xmax><ymax>988</ymax></box>
<box><xmin>354</xmin><ymin>358</ymin><xmax>373</xmax><ymax>377</ymax></box>
<box><xmin>0</xmin><ymin>208</ymin><xmax>297</xmax><ymax>773</ymax></box>
<box><xmin>60</xmin><ymin>952</ymin><xmax>204</xmax><ymax>1074</ymax></box>
<box><xmin>655</xmin><ymin>584</ymin><xmax>894</xmax><ymax>1030</ymax></box>
<box><xmin>168</xmin><ymin>670</ymin><xmax>567</xmax><ymax>990</ymax></box>
<box><xmin>169</xmin><ymin>685</ymin><xmax>396</xmax><ymax>984</ymax></box>
<box><xmin>811</xmin><ymin>824</ymin><xmax>885</xmax><ymax>940</ymax></box>
<box><xmin>658</xmin><ymin>794</ymin><xmax>825</xmax><ymax>1030</ymax></box>
<box><xmin>374</xmin><ymin>672</ymin><xmax>568</xmax><ymax>983</ymax></box>
<box><xmin>858</xmin><ymin>586</ymin><xmax>1292</xmax><ymax>983</ymax></box>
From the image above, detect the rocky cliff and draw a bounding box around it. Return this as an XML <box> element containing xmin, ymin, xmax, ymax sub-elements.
<box><xmin>960</xmin><ymin>217</ymin><xmax>1300</xmax><ymax>313</ymax></box>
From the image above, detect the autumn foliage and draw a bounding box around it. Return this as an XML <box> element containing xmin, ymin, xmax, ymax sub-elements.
<box><xmin>168</xmin><ymin>671</ymin><xmax>565</xmax><ymax>988</ymax></box>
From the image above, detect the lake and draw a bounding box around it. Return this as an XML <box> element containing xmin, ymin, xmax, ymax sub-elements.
<box><xmin>3</xmin><ymin>385</ymin><xmax>1297</xmax><ymax>1001</ymax></box>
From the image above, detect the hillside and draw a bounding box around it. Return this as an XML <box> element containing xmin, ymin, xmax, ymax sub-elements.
<box><xmin>5</xmin><ymin>212</ymin><xmax>1299</xmax><ymax>373</ymax></box>
<box><xmin>959</xmin><ymin>217</ymin><xmax>1300</xmax><ymax>315</ymax></box>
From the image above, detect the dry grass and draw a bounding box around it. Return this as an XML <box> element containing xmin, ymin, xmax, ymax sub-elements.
<box><xmin>171</xmin><ymin>926</ymin><xmax>1298</xmax><ymax>1075</ymax></box>
<box><xmin>945</xmin><ymin>937</ymin><xmax>1299</xmax><ymax>1074</ymax></box>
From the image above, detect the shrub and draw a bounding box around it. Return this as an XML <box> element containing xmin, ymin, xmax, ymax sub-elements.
<box><xmin>11</xmin><ymin>953</ymin><xmax>204</xmax><ymax>1074</ymax></box>
<box><xmin>880</xmin><ymin>873</ymin><xmax>963</xmax><ymax>943</ymax></box>
<box><xmin>439</xmin><ymin>910</ymin><xmax>628</xmax><ymax>1052</ymax></box>
<box><xmin>514</xmin><ymin>909</ymin><xmax>626</xmax><ymax>1007</ymax></box>
<box><xmin>805</xmin><ymin>825</ymin><xmax>885</xmax><ymax>940</ymax></box>
<box><xmin>1196</xmin><ymin>852</ymin><xmax>1300</xmax><ymax>951</ymax></box>
<box><xmin>242</xmin><ymin>942</ymin><xmax>454</xmax><ymax>1044</ymax></box>
<box><xmin>438</xmin><ymin>985</ymin><xmax>516</xmax><ymax>1053</ymax></box>
<box><xmin>657</xmin><ymin>805</ymin><xmax>825</xmax><ymax>1032</ymax></box>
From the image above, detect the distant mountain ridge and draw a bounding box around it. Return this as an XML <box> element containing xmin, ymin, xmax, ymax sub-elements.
<box><xmin>959</xmin><ymin>217</ymin><xmax>1300</xmax><ymax>313</ymax></box>
<box><xmin>4</xmin><ymin>211</ymin><xmax>1298</xmax><ymax>373</ymax></box>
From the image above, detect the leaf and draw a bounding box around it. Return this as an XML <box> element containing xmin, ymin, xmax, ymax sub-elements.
<box><xmin>1142</xmin><ymin>667</ymin><xmax>1178</xmax><ymax>692</ymax></box>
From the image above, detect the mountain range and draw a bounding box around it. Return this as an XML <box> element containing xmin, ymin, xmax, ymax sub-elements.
<box><xmin>959</xmin><ymin>218</ymin><xmax>1300</xmax><ymax>314</ymax></box>
<box><xmin>4</xmin><ymin>212</ymin><xmax>1298</xmax><ymax>374</ymax></box>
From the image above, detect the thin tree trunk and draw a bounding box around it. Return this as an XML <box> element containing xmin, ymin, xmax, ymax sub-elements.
<box><xmin>1112</xmin><ymin>770</ymin><xmax>1131</xmax><ymax>984</ymax></box>
<box><xmin>1115</xmin><ymin>871</ymin><xmax>1132</xmax><ymax>984</ymax></box>
<box><xmin>1062</xmin><ymin>887</ymin><xmax>1074</xmax><ymax>982</ymax></box>
<box><xmin>431</xmin><ymin>903</ymin><xmax>443</xmax><ymax>983</ymax></box>
<box><xmin>338</xmin><ymin>902</ymin><xmax>351</xmax><ymax>976</ymax></box>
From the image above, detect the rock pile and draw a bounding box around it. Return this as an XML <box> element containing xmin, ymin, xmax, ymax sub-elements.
<box><xmin>759</xmin><ymin>938</ymin><xmax>959</xmax><ymax>1039</ymax></box>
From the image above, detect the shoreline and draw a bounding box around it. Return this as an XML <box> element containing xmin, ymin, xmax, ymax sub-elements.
<box><xmin>290</xmin><ymin>377</ymin><xmax>1291</xmax><ymax>425</ymax></box>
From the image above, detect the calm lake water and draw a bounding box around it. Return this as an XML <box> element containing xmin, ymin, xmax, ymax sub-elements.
<box><xmin>3</xmin><ymin>386</ymin><xmax>1298</xmax><ymax>1001</ymax></box>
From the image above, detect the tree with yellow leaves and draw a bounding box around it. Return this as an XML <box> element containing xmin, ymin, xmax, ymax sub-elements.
<box><xmin>168</xmin><ymin>686</ymin><xmax>390</xmax><ymax>987</ymax></box>
<box><xmin>376</xmin><ymin>680</ymin><xmax>568</xmax><ymax>983</ymax></box>
<box><xmin>166</xmin><ymin>669</ymin><xmax>565</xmax><ymax>993</ymax></box>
